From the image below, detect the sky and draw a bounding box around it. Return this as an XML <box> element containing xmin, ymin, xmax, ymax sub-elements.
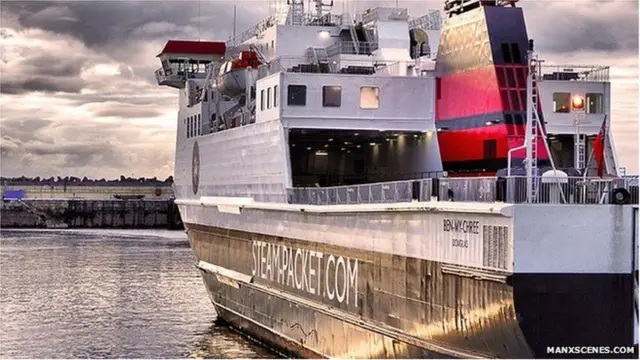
<box><xmin>0</xmin><ymin>0</ymin><xmax>638</xmax><ymax>179</ymax></box>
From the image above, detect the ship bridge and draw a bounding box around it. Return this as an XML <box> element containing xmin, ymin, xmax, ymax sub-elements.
<box><xmin>155</xmin><ymin>40</ymin><xmax>226</xmax><ymax>89</ymax></box>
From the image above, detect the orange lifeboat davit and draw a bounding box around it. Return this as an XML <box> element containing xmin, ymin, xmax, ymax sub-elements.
<box><xmin>217</xmin><ymin>51</ymin><xmax>262</xmax><ymax>98</ymax></box>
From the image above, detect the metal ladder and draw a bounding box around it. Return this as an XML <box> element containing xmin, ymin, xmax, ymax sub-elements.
<box><xmin>529</xmin><ymin>53</ymin><xmax>540</xmax><ymax>202</ymax></box>
<box><xmin>349</xmin><ymin>24</ymin><xmax>361</xmax><ymax>55</ymax></box>
<box><xmin>531</xmin><ymin>77</ymin><xmax>539</xmax><ymax>172</ymax></box>
<box><xmin>576</xmin><ymin>134</ymin><xmax>586</xmax><ymax>170</ymax></box>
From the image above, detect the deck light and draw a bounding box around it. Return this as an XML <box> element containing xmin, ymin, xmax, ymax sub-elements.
<box><xmin>572</xmin><ymin>95</ymin><xmax>585</xmax><ymax>111</ymax></box>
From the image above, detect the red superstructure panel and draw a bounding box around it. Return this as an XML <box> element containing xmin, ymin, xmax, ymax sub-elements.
<box><xmin>436</xmin><ymin>66</ymin><xmax>503</xmax><ymax>121</ymax></box>
<box><xmin>438</xmin><ymin>125</ymin><xmax>548</xmax><ymax>163</ymax></box>
<box><xmin>158</xmin><ymin>40</ymin><xmax>226</xmax><ymax>56</ymax></box>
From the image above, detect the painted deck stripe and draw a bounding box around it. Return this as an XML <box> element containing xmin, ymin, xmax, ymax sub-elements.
<box><xmin>175</xmin><ymin>197</ymin><xmax>514</xmax><ymax>217</ymax></box>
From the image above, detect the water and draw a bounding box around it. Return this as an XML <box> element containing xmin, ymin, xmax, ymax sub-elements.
<box><xmin>0</xmin><ymin>229</ymin><xmax>279</xmax><ymax>359</ymax></box>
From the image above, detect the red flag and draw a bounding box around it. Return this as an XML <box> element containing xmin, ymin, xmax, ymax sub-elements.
<box><xmin>593</xmin><ymin>116</ymin><xmax>607</xmax><ymax>177</ymax></box>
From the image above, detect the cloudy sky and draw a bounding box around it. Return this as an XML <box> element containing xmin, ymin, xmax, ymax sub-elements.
<box><xmin>1</xmin><ymin>0</ymin><xmax>638</xmax><ymax>179</ymax></box>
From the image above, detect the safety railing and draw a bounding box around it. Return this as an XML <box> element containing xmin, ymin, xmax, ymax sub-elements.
<box><xmin>438</xmin><ymin>176</ymin><xmax>638</xmax><ymax>204</ymax></box>
<box><xmin>326</xmin><ymin>41</ymin><xmax>379</xmax><ymax>56</ymax></box>
<box><xmin>261</xmin><ymin>55</ymin><xmax>409</xmax><ymax>76</ymax></box>
<box><xmin>286</xmin><ymin>175</ymin><xmax>639</xmax><ymax>205</ymax></box>
<box><xmin>287</xmin><ymin>179</ymin><xmax>433</xmax><ymax>205</ymax></box>
<box><xmin>540</xmin><ymin>64</ymin><xmax>610</xmax><ymax>82</ymax></box>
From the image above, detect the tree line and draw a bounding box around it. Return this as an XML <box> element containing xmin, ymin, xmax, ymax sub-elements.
<box><xmin>1</xmin><ymin>176</ymin><xmax>174</xmax><ymax>187</ymax></box>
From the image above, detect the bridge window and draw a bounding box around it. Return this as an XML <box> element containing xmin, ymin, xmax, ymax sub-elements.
<box><xmin>267</xmin><ymin>87</ymin><xmax>272</xmax><ymax>109</ymax></box>
<box><xmin>501</xmin><ymin>43</ymin><xmax>512</xmax><ymax>64</ymax></box>
<box><xmin>586</xmin><ymin>93</ymin><xmax>603</xmax><ymax>114</ymax></box>
<box><xmin>510</xmin><ymin>43</ymin><xmax>521</xmax><ymax>64</ymax></box>
<box><xmin>360</xmin><ymin>86</ymin><xmax>379</xmax><ymax>109</ymax></box>
<box><xmin>197</xmin><ymin>114</ymin><xmax>201</xmax><ymax>136</ymax></box>
<box><xmin>484</xmin><ymin>139</ymin><xmax>497</xmax><ymax>159</ymax></box>
<box><xmin>288</xmin><ymin>85</ymin><xmax>307</xmax><ymax>106</ymax></box>
<box><xmin>274</xmin><ymin>85</ymin><xmax>278</xmax><ymax>107</ymax></box>
<box><xmin>261</xmin><ymin>89</ymin><xmax>265</xmax><ymax>110</ymax></box>
<box><xmin>553</xmin><ymin>92</ymin><xmax>571</xmax><ymax>113</ymax></box>
<box><xmin>322</xmin><ymin>86</ymin><xmax>341</xmax><ymax>107</ymax></box>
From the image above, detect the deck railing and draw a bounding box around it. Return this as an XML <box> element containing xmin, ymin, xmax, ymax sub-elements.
<box><xmin>287</xmin><ymin>176</ymin><xmax>639</xmax><ymax>205</ymax></box>
<box><xmin>540</xmin><ymin>64</ymin><xmax>610</xmax><ymax>82</ymax></box>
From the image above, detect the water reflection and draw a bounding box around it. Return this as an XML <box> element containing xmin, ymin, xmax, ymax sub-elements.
<box><xmin>0</xmin><ymin>229</ymin><xmax>278</xmax><ymax>359</ymax></box>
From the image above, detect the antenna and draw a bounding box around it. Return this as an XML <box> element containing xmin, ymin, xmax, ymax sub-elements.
<box><xmin>233</xmin><ymin>5</ymin><xmax>237</xmax><ymax>39</ymax></box>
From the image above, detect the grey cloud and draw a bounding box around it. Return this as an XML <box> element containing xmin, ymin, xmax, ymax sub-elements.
<box><xmin>2</xmin><ymin>1</ymin><xmax>257</xmax><ymax>49</ymax></box>
<box><xmin>1</xmin><ymin>77</ymin><xmax>86</xmax><ymax>94</ymax></box>
<box><xmin>0</xmin><ymin>115</ymin><xmax>172</xmax><ymax>178</ymax></box>
<box><xmin>521</xmin><ymin>1</ymin><xmax>638</xmax><ymax>55</ymax></box>
<box><xmin>92</xmin><ymin>106</ymin><xmax>164</xmax><ymax>119</ymax></box>
<box><xmin>0</xmin><ymin>118</ymin><xmax>55</xmax><ymax>144</ymax></box>
<box><xmin>22</xmin><ymin>55</ymin><xmax>87</xmax><ymax>77</ymax></box>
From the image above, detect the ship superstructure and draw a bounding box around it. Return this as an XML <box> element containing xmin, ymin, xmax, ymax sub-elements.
<box><xmin>155</xmin><ymin>0</ymin><xmax>638</xmax><ymax>358</ymax></box>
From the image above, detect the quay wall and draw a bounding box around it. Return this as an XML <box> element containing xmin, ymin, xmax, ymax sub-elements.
<box><xmin>0</xmin><ymin>199</ymin><xmax>183</xmax><ymax>229</ymax></box>
<box><xmin>0</xmin><ymin>184</ymin><xmax>175</xmax><ymax>200</ymax></box>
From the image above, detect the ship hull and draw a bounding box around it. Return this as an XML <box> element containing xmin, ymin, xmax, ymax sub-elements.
<box><xmin>185</xmin><ymin>220</ymin><xmax>636</xmax><ymax>359</ymax></box>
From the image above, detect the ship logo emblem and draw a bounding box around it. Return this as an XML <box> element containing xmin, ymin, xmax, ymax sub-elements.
<box><xmin>192</xmin><ymin>141</ymin><xmax>200</xmax><ymax>195</ymax></box>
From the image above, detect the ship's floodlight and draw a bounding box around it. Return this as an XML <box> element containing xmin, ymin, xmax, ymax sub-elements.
<box><xmin>318</xmin><ymin>30</ymin><xmax>330</xmax><ymax>39</ymax></box>
<box><xmin>571</xmin><ymin>95</ymin><xmax>585</xmax><ymax>111</ymax></box>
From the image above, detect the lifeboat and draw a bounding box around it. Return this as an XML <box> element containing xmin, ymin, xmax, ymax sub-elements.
<box><xmin>216</xmin><ymin>51</ymin><xmax>262</xmax><ymax>98</ymax></box>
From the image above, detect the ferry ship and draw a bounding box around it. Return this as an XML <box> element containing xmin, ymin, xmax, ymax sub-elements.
<box><xmin>154</xmin><ymin>0</ymin><xmax>639</xmax><ymax>357</ymax></box>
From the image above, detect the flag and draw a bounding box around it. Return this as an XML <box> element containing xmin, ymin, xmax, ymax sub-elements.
<box><xmin>593</xmin><ymin>115</ymin><xmax>607</xmax><ymax>177</ymax></box>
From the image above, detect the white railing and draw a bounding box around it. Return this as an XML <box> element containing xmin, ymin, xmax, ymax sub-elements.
<box><xmin>540</xmin><ymin>64</ymin><xmax>610</xmax><ymax>82</ymax></box>
<box><xmin>287</xmin><ymin>176</ymin><xmax>638</xmax><ymax>205</ymax></box>
<box><xmin>287</xmin><ymin>179</ymin><xmax>432</xmax><ymax>205</ymax></box>
<box><xmin>326</xmin><ymin>41</ymin><xmax>378</xmax><ymax>56</ymax></box>
<box><xmin>409</xmin><ymin>10</ymin><xmax>441</xmax><ymax>31</ymax></box>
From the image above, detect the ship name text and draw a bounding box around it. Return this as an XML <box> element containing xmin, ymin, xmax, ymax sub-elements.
<box><xmin>251</xmin><ymin>241</ymin><xmax>358</xmax><ymax>306</ymax></box>
<box><xmin>443</xmin><ymin>218</ymin><xmax>480</xmax><ymax>234</ymax></box>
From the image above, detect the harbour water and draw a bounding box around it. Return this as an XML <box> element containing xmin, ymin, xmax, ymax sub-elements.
<box><xmin>0</xmin><ymin>229</ymin><xmax>279</xmax><ymax>359</ymax></box>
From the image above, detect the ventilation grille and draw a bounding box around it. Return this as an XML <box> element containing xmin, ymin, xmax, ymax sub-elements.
<box><xmin>482</xmin><ymin>225</ymin><xmax>509</xmax><ymax>269</ymax></box>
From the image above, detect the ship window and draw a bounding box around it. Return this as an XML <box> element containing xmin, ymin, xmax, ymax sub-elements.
<box><xmin>514</xmin><ymin>114</ymin><xmax>524</xmax><ymax>125</ymax></box>
<box><xmin>261</xmin><ymin>89</ymin><xmax>265</xmax><ymax>110</ymax></box>
<box><xmin>553</xmin><ymin>92</ymin><xmax>571</xmax><ymax>113</ymax></box>
<box><xmin>501</xmin><ymin>43</ymin><xmax>512</xmax><ymax>64</ymax></box>
<box><xmin>586</xmin><ymin>93</ymin><xmax>603</xmax><ymax>114</ymax></box>
<box><xmin>322</xmin><ymin>86</ymin><xmax>341</xmax><ymax>107</ymax></box>
<box><xmin>287</xmin><ymin>85</ymin><xmax>307</xmax><ymax>106</ymax></box>
<box><xmin>510</xmin><ymin>43</ymin><xmax>521</xmax><ymax>64</ymax></box>
<box><xmin>500</xmin><ymin>90</ymin><xmax>511</xmax><ymax>111</ymax></box>
<box><xmin>510</xmin><ymin>90</ymin><xmax>521</xmax><ymax>110</ymax></box>
<box><xmin>267</xmin><ymin>87</ymin><xmax>272</xmax><ymax>109</ymax></box>
<box><xmin>360</xmin><ymin>86</ymin><xmax>379</xmax><ymax>109</ymax></box>
<box><xmin>271</xmin><ymin>40</ymin><xmax>274</xmax><ymax>50</ymax></box>
<box><xmin>197</xmin><ymin>114</ymin><xmax>201</xmax><ymax>136</ymax></box>
<box><xmin>274</xmin><ymin>85</ymin><xmax>278</xmax><ymax>107</ymax></box>
<box><xmin>497</xmin><ymin>68</ymin><xmax>506</xmax><ymax>88</ymax></box>
<box><xmin>506</xmin><ymin>69</ymin><xmax>516</xmax><ymax>88</ymax></box>
<box><xmin>484</xmin><ymin>139</ymin><xmax>497</xmax><ymax>159</ymax></box>
<box><xmin>186</xmin><ymin>118</ymin><xmax>190</xmax><ymax>138</ymax></box>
